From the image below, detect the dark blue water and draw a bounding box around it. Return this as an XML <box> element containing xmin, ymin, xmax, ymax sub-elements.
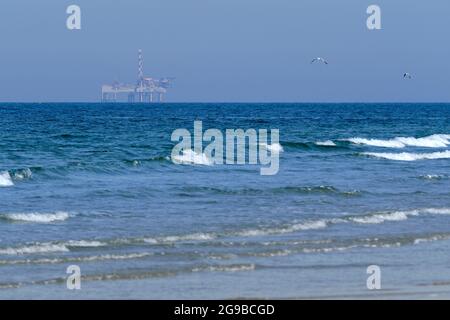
<box><xmin>2</xmin><ymin>103</ymin><xmax>450</xmax><ymax>298</ymax></box>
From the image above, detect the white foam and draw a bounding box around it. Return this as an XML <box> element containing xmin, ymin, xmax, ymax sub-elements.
<box><xmin>349</xmin><ymin>138</ymin><xmax>405</xmax><ymax>148</ymax></box>
<box><xmin>412</xmin><ymin>235</ymin><xmax>450</xmax><ymax>245</ymax></box>
<box><xmin>193</xmin><ymin>264</ymin><xmax>255</xmax><ymax>273</ymax></box>
<box><xmin>286</xmin><ymin>220</ymin><xmax>328</xmax><ymax>232</ymax></box>
<box><xmin>250</xmin><ymin>249</ymin><xmax>292</xmax><ymax>257</ymax></box>
<box><xmin>65</xmin><ymin>240</ymin><xmax>106</xmax><ymax>247</ymax></box>
<box><xmin>82</xmin><ymin>253</ymin><xmax>151</xmax><ymax>261</ymax></box>
<box><xmin>260</xmin><ymin>143</ymin><xmax>284</xmax><ymax>153</ymax></box>
<box><xmin>422</xmin><ymin>208</ymin><xmax>450</xmax><ymax>215</ymax></box>
<box><xmin>143</xmin><ymin>233</ymin><xmax>215</xmax><ymax>244</ymax></box>
<box><xmin>315</xmin><ymin>140</ymin><xmax>336</xmax><ymax>146</ymax></box>
<box><xmin>302</xmin><ymin>245</ymin><xmax>358</xmax><ymax>254</ymax></box>
<box><xmin>348</xmin><ymin>134</ymin><xmax>450</xmax><ymax>149</ymax></box>
<box><xmin>349</xmin><ymin>208</ymin><xmax>450</xmax><ymax>225</ymax></box>
<box><xmin>4</xmin><ymin>212</ymin><xmax>70</xmax><ymax>223</ymax></box>
<box><xmin>0</xmin><ymin>239</ymin><xmax>107</xmax><ymax>256</ymax></box>
<box><xmin>0</xmin><ymin>172</ymin><xmax>14</xmax><ymax>187</ymax></box>
<box><xmin>364</xmin><ymin>151</ymin><xmax>450</xmax><ymax>161</ymax></box>
<box><xmin>0</xmin><ymin>244</ymin><xmax>69</xmax><ymax>255</ymax></box>
<box><xmin>237</xmin><ymin>220</ymin><xmax>327</xmax><ymax>237</ymax></box>
<box><xmin>397</xmin><ymin>134</ymin><xmax>450</xmax><ymax>148</ymax></box>
<box><xmin>172</xmin><ymin>149</ymin><xmax>213</xmax><ymax>166</ymax></box>
<box><xmin>350</xmin><ymin>211</ymin><xmax>414</xmax><ymax>224</ymax></box>
<box><xmin>414</xmin><ymin>238</ymin><xmax>433</xmax><ymax>245</ymax></box>
<box><xmin>139</xmin><ymin>207</ymin><xmax>450</xmax><ymax>242</ymax></box>
<box><xmin>0</xmin><ymin>252</ymin><xmax>153</xmax><ymax>266</ymax></box>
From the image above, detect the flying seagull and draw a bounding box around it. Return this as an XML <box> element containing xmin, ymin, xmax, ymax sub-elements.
<box><xmin>311</xmin><ymin>57</ymin><xmax>328</xmax><ymax>65</ymax></box>
<box><xmin>403</xmin><ymin>73</ymin><xmax>412</xmax><ymax>79</ymax></box>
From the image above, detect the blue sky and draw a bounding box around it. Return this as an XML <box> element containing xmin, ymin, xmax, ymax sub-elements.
<box><xmin>0</xmin><ymin>0</ymin><xmax>449</xmax><ymax>102</ymax></box>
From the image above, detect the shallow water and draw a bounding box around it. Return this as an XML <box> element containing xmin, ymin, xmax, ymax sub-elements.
<box><xmin>1</xmin><ymin>103</ymin><xmax>450</xmax><ymax>298</ymax></box>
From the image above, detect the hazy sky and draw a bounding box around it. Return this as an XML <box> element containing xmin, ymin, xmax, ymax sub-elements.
<box><xmin>0</xmin><ymin>0</ymin><xmax>449</xmax><ymax>102</ymax></box>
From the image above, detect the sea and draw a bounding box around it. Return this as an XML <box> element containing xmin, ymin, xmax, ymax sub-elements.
<box><xmin>1</xmin><ymin>103</ymin><xmax>450</xmax><ymax>299</ymax></box>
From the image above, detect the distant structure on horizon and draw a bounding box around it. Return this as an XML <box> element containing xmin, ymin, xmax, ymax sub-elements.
<box><xmin>101</xmin><ymin>50</ymin><xmax>174</xmax><ymax>103</ymax></box>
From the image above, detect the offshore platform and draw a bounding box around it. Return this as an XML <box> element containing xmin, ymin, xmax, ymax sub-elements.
<box><xmin>101</xmin><ymin>50</ymin><xmax>174</xmax><ymax>103</ymax></box>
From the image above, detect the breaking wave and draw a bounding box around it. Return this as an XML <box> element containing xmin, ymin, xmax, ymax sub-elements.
<box><xmin>235</xmin><ymin>220</ymin><xmax>328</xmax><ymax>237</ymax></box>
<box><xmin>193</xmin><ymin>264</ymin><xmax>256</xmax><ymax>273</ymax></box>
<box><xmin>225</xmin><ymin>207</ymin><xmax>450</xmax><ymax>238</ymax></box>
<box><xmin>0</xmin><ymin>171</ymin><xmax>14</xmax><ymax>187</ymax></box>
<box><xmin>2</xmin><ymin>212</ymin><xmax>70</xmax><ymax>223</ymax></box>
<box><xmin>259</xmin><ymin>143</ymin><xmax>284</xmax><ymax>153</ymax></box>
<box><xmin>9</xmin><ymin>168</ymin><xmax>33</xmax><ymax>180</ymax></box>
<box><xmin>0</xmin><ymin>252</ymin><xmax>153</xmax><ymax>266</ymax></box>
<box><xmin>347</xmin><ymin>208</ymin><xmax>450</xmax><ymax>224</ymax></box>
<box><xmin>349</xmin><ymin>211</ymin><xmax>411</xmax><ymax>224</ymax></box>
<box><xmin>143</xmin><ymin>233</ymin><xmax>216</xmax><ymax>244</ymax></box>
<box><xmin>348</xmin><ymin>134</ymin><xmax>450</xmax><ymax>149</ymax></box>
<box><xmin>64</xmin><ymin>240</ymin><xmax>106</xmax><ymax>247</ymax></box>
<box><xmin>0</xmin><ymin>240</ymin><xmax>107</xmax><ymax>255</ymax></box>
<box><xmin>363</xmin><ymin>151</ymin><xmax>450</xmax><ymax>161</ymax></box>
<box><xmin>315</xmin><ymin>140</ymin><xmax>337</xmax><ymax>147</ymax></box>
<box><xmin>2</xmin><ymin>208</ymin><xmax>450</xmax><ymax>257</ymax></box>
<box><xmin>0</xmin><ymin>244</ymin><xmax>69</xmax><ymax>255</ymax></box>
<box><xmin>171</xmin><ymin>149</ymin><xmax>213</xmax><ymax>166</ymax></box>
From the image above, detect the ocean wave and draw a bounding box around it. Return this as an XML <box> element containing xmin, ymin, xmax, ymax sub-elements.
<box><xmin>0</xmin><ymin>252</ymin><xmax>153</xmax><ymax>266</ymax></box>
<box><xmin>347</xmin><ymin>208</ymin><xmax>450</xmax><ymax>224</ymax></box>
<box><xmin>192</xmin><ymin>264</ymin><xmax>256</xmax><ymax>273</ymax></box>
<box><xmin>143</xmin><ymin>233</ymin><xmax>216</xmax><ymax>244</ymax></box>
<box><xmin>315</xmin><ymin>140</ymin><xmax>337</xmax><ymax>147</ymax></box>
<box><xmin>0</xmin><ymin>171</ymin><xmax>14</xmax><ymax>187</ymax></box>
<box><xmin>235</xmin><ymin>207</ymin><xmax>450</xmax><ymax>237</ymax></box>
<box><xmin>348</xmin><ymin>138</ymin><xmax>405</xmax><ymax>148</ymax></box>
<box><xmin>123</xmin><ymin>156</ymin><xmax>169</xmax><ymax>166</ymax></box>
<box><xmin>277</xmin><ymin>185</ymin><xmax>338</xmax><ymax>194</ymax></box>
<box><xmin>2</xmin><ymin>212</ymin><xmax>70</xmax><ymax>223</ymax></box>
<box><xmin>419</xmin><ymin>174</ymin><xmax>449</xmax><ymax>180</ymax></box>
<box><xmin>421</xmin><ymin>208</ymin><xmax>450</xmax><ymax>215</ymax></box>
<box><xmin>65</xmin><ymin>240</ymin><xmax>106</xmax><ymax>247</ymax></box>
<box><xmin>259</xmin><ymin>143</ymin><xmax>284</xmax><ymax>153</ymax></box>
<box><xmin>171</xmin><ymin>149</ymin><xmax>213</xmax><ymax>166</ymax></box>
<box><xmin>363</xmin><ymin>150</ymin><xmax>450</xmax><ymax>161</ymax></box>
<box><xmin>0</xmin><ymin>244</ymin><xmax>69</xmax><ymax>255</ymax></box>
<box><xmin>281</xmin><ymin>141</ymin><xmax>343</xmax><ymax>150</ymax></box>
<box><xmin>348</xmin><ymin>134</ymin><xmax>450</xmax><ymax>149</ymax></box>
<box><xmin>2</xmin><ymin>207</ymin><xmax>450</xmax><ymax>257</ymax></box>
<box><xmin>275</xmin><ymin>185</ymin><xmax>361</xmax><ymax>196</ymax></box>
<box><xmin>281</xmin><ymin>141</ymin><xmax>313</xmax><ymax>150</ymax></box>
<box><xmin>181</xmin><ymin>185</ymin><xmax>361</xmax><ymax>197</ymax></box>
<box><xmin>413</xmin><ymin>234</ymin><xmax>450</xmax><ymax>245</ymax></box>
<box><xmin>252</xmin><ymin>233</ymin><xmax>450</xmax><ymax>258</ymax></box>
<box><xmin>235</xmin><ymin>220</ymin><xmax>328</xmax><ymax>237</ymax></box>
<box><xmin>349</xmin><ymin>211</ymin><xmax>413</xmax><ymax>224</ymax></box>
<box><xmin>12</xmin><ymin>168</ymin><xmax>32</xmax><ymax>180</ymax></box>
<box><xmin>0</xmin><ymin>239</ymin><xmax>108</xmax><ymax>256</ymax></box>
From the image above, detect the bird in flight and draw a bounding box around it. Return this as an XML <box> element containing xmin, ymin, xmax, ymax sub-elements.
<box><xmin>311</xmin><ymin>57</ymin><xmax>328</xmax><ymax>65</ymax></box>
<box><xmin>403</xmin><ymin>73</ymin><xmax>412</xmax><ymax>79</ymax></box>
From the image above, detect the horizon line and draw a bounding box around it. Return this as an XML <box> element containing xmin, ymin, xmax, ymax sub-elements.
<box><xmin>2</xmin><ymin>101</ymin><xmax>450</xmax><ymax>104</ymax></box>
